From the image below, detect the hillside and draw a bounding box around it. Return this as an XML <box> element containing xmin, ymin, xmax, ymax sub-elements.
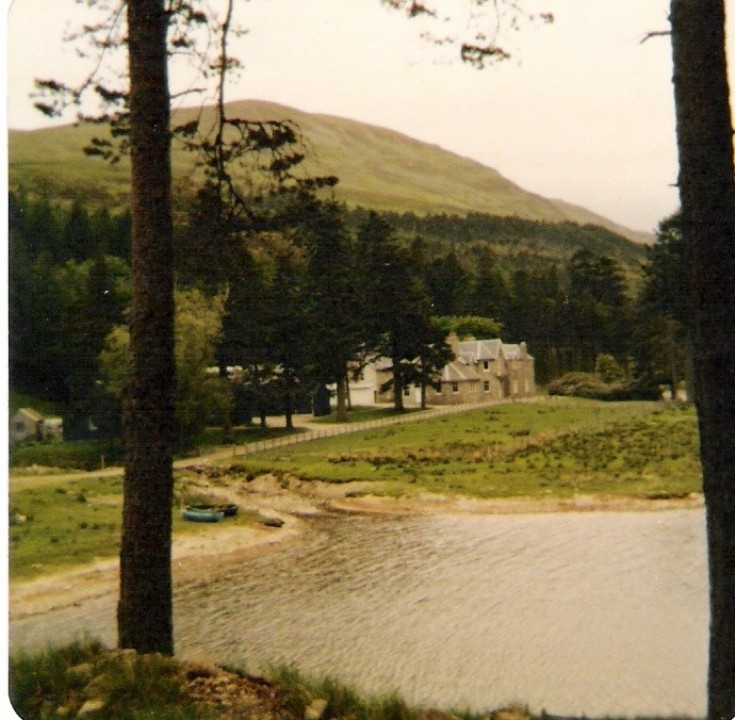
<box><xmin>9</xmin><ymin>99</ymin><xmax>651</xmax><ymax>245</ymax></box>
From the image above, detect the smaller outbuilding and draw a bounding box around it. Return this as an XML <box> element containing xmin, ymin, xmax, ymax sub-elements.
<box><xmin>10</xmin><ymin>407</ymin><xmax>64</xmax><ymax>445</ymax></box>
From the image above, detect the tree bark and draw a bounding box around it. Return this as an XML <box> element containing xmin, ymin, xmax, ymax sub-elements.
<box><xmin>117</xmin><ymin>0</ymin><xmax>176</xmax><ymax>655</ymax></box>
<box><xmin>670</xmin><ymin>2</ymin><xmax>735</xmax><ymax>717</ymax></box>
<box><xmin>335</xmin><ymin>374</ymin><xmax>349</xmax><ymax>422</ymax></box>
<box><xmin>392</xmin><ymin>355</ymin><xmax>405</xmax><ymax>411</ymax></box>
<box><xmin>283</xmin><ymin>373</ymin><xmax>294</xmax><ymax>430</ymax></box>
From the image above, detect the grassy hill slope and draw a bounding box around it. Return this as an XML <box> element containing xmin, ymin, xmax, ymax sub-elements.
<box><xmin>9</xmin><ymin>99</ymin><xmax>651</xmax><ymax>244</ymax></box>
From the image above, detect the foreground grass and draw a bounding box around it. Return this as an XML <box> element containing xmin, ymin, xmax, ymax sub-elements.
<box><xmin>8</xmin><ymin>637</ymin><xmax>495</xmax><ymax>720</ymax></box>
<box><xmin>9</xmin><ymin>639</ymin><xmax>187</xmax><ymax>720</ymax></box>
<box><xmin>236</xmin><ymin>399</ymin><xmax>702</xmax><ymax>500</ymax></box>
<box><xmin>8</xmin><ymin>638</ymin><xmax>694</xmax><ymax>720</ymax></box>
<box><xmin>9</xmin><ymin>473</ymin><xmax>260</xmax><ymax>581</ymax></box>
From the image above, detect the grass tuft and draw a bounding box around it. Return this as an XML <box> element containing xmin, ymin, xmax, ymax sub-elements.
<box><xmin>268</xmin><ymin>665</ymin><xmax>422</xmax><ymax>720</ymax></box>
<box><xmin>9</xmin><ymin>639</ymin><xmax>199</xmax><ymax>720</ymax></box>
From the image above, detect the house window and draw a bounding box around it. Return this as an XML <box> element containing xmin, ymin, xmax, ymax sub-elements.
<box><xmin>483</xmin><ymin>361</ymin><xmax>489</xmax><ymax>370</ymax></box>
<box><xmin>403</xmin><ymin>386</ymin><xmax>410</xmax><ymax>397</ymax></box>
<box><xmin>483</xmin><ymin>381</ymin><xmax>490</xmax><ymax>392</ymax></box>
<box><xmin>452</xmin><ymin>382</ymin><xmax>459</xmax><ymax>393</ymax></box>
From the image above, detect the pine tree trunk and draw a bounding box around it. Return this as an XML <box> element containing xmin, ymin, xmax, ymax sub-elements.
<box><xmin>335</xmin><ymin>375</ymin><xmax>348</xmax><ymax>422</ymax></box>
<box><xmin>219</xmin><ymin>364</ymin><xmax>235</xmax><ymax>444</ymax></box>
<box><xmin>284</xmin><ymin>378</ymin><xmax>294</xmax><ymax>430</ymax></box>
<box><xmin>390</xmin><ymin>354</ymin><xmax>403</xmax><ymax>412</ymax></box>
<box><xmin>670</xmin><ymin>2</ymin><xmax>735</xmax><ymax>717</ymax></box>
<box><xmin>117</xmin><ymin>0</ymin><xmax>176</xmax><ymax>655</ymax></box>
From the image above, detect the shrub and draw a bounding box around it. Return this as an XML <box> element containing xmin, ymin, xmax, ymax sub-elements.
<box><xmin>594</xmin><ymin>353</ymin><xmax>626</xmax><ymax>384</ymax></box>
<box><xmin>546</xmin><ymin>371</ymin><xmax>655</xmax><ymax>401</ymax></box>
<box><xmin>547</xmin><ymin>372</ymin><xmax>618</xmax><ymax>400</ymax></box>
<box><xmin>9</xmin><ymin>639</ymin><xmax>187</xmax><ymax>720</ymax></box>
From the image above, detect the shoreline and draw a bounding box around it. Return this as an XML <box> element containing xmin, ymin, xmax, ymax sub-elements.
<box><xmin>9</xmin><ymin>476</ymin><xmax>704</xmax><ymax>625</ymax></box>
<box><xmin>325</xmin><ymin>488</ymin><xmax>704</xmax><ymax>516</ymax></box>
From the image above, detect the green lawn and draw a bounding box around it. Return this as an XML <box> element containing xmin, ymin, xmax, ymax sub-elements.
<box><xmin>10</xmin><ymin>425</ymin><xmax>301</xmax><ymax>471</ymax></box>
<box><xmin>310</xmin><ymin>406</ymin><xmax>425</xmax><ymax>424</ymax></box>
<box><xmin>235</xmin><ymin>399</ymin><xmax>702</xmax><ymax>500</ymax></box>
<box><xmin>9</xmin><ymin>473</ymin><xmax>259</xmax><ymax>581</ymax></box>
<box><xmin>9</xmin><ymin>398</ymin><xmax>702</xmax><ymax>580</ymax></box>
<box><xmin>198</xmin><ymin>424</ymin><xmax>302</xmax><ymax>449</ymax></box>
<box><xmin>10</xmin><ymin>438</ymin><xmax>126</xmax><ymax>472</ymax></box>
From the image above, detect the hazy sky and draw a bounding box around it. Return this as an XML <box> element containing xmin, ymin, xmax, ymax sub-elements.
<box><xmin>5</xmin><ymin>0</ymin><xmax>735</xmax><ymax>233</ymax></box>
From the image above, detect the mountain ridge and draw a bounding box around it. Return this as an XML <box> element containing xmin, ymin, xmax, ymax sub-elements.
<box><xmin>9</xmin><ymin>98</ymin><xmax>652</xmax><ymax>245</ymax></box>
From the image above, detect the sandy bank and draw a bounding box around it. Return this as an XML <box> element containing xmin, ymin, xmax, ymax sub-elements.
<box><xmin>326</xmin><ymin>488</ymin><xmax>705</xmax><ymax>516</ymax></box>
<box><xmin>9</xmin><ymin>471</ymin><xmax>704</xmax><ymax>624</ymax></box>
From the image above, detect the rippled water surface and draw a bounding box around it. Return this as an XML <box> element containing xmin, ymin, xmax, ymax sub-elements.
<box><xmin>11</xmin><ymin>509</ymin><xmax>707</xmax><ymax>717</ymax></box>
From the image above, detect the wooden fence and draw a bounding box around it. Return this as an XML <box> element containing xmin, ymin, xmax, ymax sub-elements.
<box><xmin>230</xmin><ymin>397</ymin><xmax>538</xmax><ymax>457</ymax></box>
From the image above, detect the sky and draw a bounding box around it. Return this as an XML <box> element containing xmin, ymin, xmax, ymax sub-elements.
<box><xmin>5</xmin><ymin>0</ymin><xmax>735</xmax><ymax>234</ymax></box>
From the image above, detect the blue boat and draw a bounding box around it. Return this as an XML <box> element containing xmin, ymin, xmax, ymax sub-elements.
<box><xmin>182</xmin><ymin>506</ymin><xmax>225</xmax><ymax>523</ymax></box>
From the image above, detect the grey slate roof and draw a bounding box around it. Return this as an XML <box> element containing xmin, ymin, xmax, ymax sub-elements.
<box><xmin>456</xmin><ymin>338</ymin><xmax>503</xmax><ymax>363</ymax></box>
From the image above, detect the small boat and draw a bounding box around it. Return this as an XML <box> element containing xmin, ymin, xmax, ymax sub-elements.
<box><xmin>217</xmin><ymin>503</ymin><xmax>239</xmax><ymax>517</ymax></box>
<box><xmin>188</xmin><ymin>502</ymin><xmax>238</xmax><ymax>516</ymax></box>
<box><xmin>182</xmin><ymin>506</ymin><xmax>225</xmax><ymax>523</ymax></box>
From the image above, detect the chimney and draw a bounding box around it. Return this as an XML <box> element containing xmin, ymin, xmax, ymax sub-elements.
<box><xmin>447</xmin><ymin>331</ymin><xmax>460</xmax><ymax>355</ymax></box>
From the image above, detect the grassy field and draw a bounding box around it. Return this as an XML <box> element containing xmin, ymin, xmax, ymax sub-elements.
<box><xmin>7</xmin><ymin>400</ymin><xmax>704</xmax><ymax>719</ymax></box>
<box><xmin>234</xmin><ymin>399</ymin><xmax>702</xmax><ymax>500</ymax></box>
<box><xmin>310</xmin><ymin>406</ymin><xmax>425</xmax><ymax>424</ymax></box>
<box><xmin>8</xmin><ymin>472</ymin><xmax>260</xmax><ymax>581</ymax></box>
<box><xmin>198</xmin><ymin>424</ymin><xmax>300</xmax><ymax>448</ymax></box>
<box><xmin>9</xmin><ymin>425</ymin><xmax>300</xmax><ymax>471</ymax></box>
<box><xmin>10</xmin><ymin>438</ymin><xmax>126</xmax><ymax>472</ymax></box>
<box><xmin>9</xmin><ymin>398</ymin><xmax>702</xmax><ymax>580</ymax></box>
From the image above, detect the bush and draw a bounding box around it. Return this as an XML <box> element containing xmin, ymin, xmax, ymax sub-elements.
<box><xmin>594</xmin><ymin>353</ymin><xmax>626</xmax><ymax>384</ymax></box>
<box><xmin>549</xmin><ymin>372</ymin><xmax>609</xmax><ymax>398</ymax></box>
<box><xmin>547</xmin><ymin>372</ymin><xmax>660</xmax><ymax>401</ymax></box>
<box><xmin>547</xmin><ymin>372</ymin><xmax>633</xmax><ymax>401</ymax></box>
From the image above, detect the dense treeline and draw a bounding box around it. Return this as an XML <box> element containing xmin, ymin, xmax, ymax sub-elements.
<box><xmin>9</xmin><ymin>192</ymin><xmax>132</xmax><ymax>438</ymax></box>
<box><xmin>345</xmin><ymin>207</ymin><xmax>647</xmax><ymax>269</ymax></box>
<box><xmin>8</xmin><ymin>189</ymin><xmax>681</xmax><ymax>447</ymax></box>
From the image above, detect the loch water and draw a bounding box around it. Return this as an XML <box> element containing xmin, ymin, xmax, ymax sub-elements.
<box><xmin>11</xmin><ymin>509</ymin><xmax>707</xmax><ymax>717</ymax></box>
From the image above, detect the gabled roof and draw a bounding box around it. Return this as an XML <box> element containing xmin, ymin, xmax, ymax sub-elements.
<box><xmin>441</xmin><ymin>359</ymin><xmax>481</xmax><ymax>383</ymax></box>
<box><xmin>14</xmin><ymin>407</ymin><xmax>44</xmax><ymax>423</ymax></box>
<box><xmin>502</xmin><ymin>342</ymin><xmax>534</xmax><ymax>360</ymax></box>
<box><xmin>374</xmin><ymin>356</ymin><xmax>393</xmax><ymax>372</ymax></box>
<box><xmin>457</xmin><ymin>338</ymin><xmax>503</xmax><ymax>364</ymax></box>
